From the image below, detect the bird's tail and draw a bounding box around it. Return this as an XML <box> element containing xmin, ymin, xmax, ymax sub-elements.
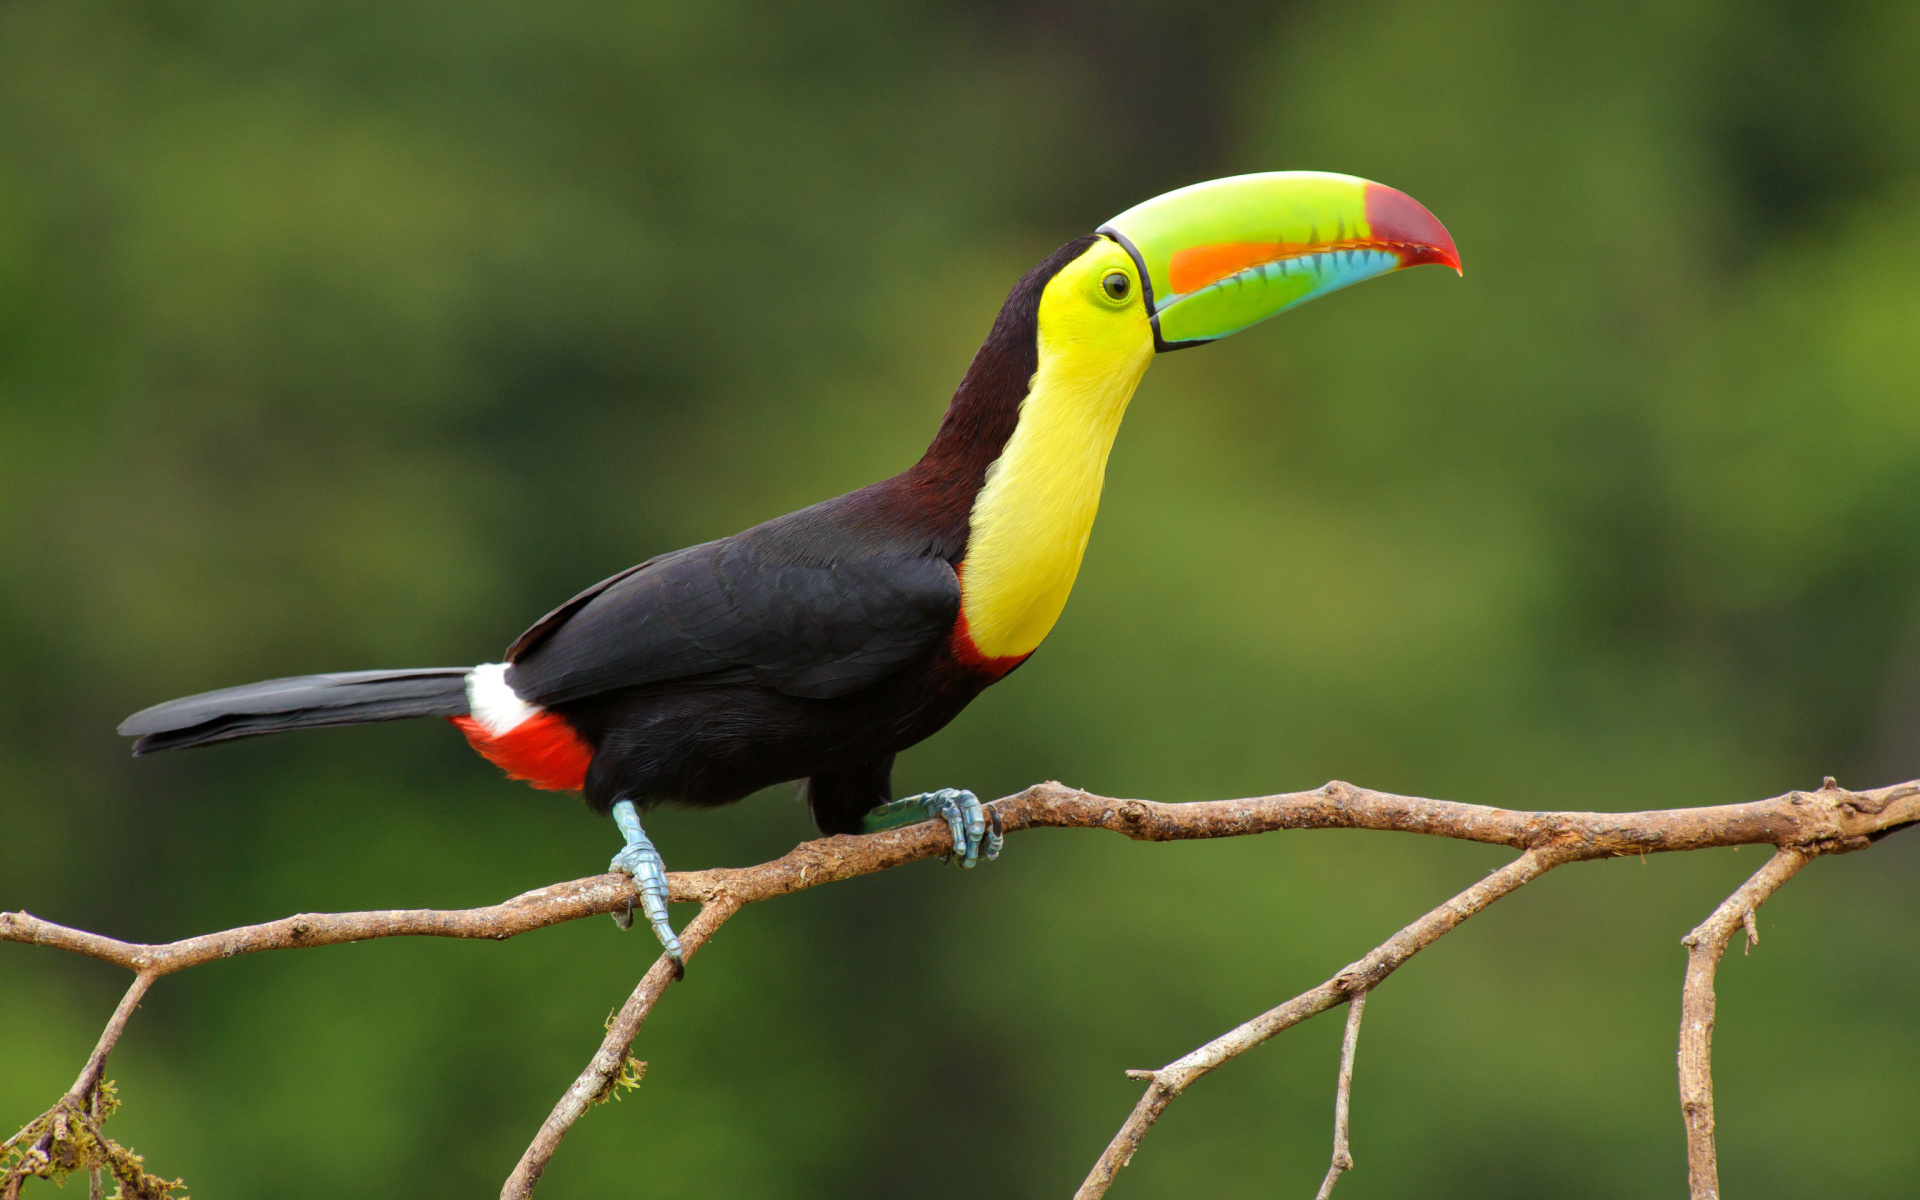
<box><xmin>118</xmin><ymin>667</ymin><xmax>473</xmax><ymax>755</ymax></box>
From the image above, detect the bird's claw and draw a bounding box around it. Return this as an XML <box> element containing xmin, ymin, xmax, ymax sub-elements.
<box><xmin>920</xmin><ymin>787</ymin><xmax>1001</xmax><ymax>868</ymax></box>
<box><xmin>609</xmin><ymin>798</ymin><xmax>686</xmax><ymax>973</ymax></box>
<box><xmin>859</xmin><ymin>787</ymin><xmax>1003</xmax><ymax>866</ymax></box>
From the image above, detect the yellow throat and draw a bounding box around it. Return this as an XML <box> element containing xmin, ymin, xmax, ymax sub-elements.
<box><xmin>959</xmin><ymin>239</ymin><xmax>1155</xmax><ymax>660</ymax></box>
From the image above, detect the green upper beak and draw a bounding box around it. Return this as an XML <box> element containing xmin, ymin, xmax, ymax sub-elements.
<box><xmin>1098</xmin><ymin>171</ymin><xmax>1462</xmax><ymax>351</ymax></box>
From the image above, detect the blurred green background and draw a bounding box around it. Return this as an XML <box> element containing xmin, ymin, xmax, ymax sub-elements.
<box><xmin>6</xmin><ymin>0</ymin><xmax>1920</xmax><ymax>1195</ymax></box>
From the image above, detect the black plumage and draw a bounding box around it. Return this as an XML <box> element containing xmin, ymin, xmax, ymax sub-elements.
<box><xmin>119</xmin><ymin>236</ymin><xmax>1100</xmax><ymax>836</ymax></box>
<box><xmin>120</xmin><ymin>669</ymin><xmax>471</xmax><ymax>754</ymax></box>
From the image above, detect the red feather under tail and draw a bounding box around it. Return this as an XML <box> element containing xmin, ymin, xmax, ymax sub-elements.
<box><xmin>449</xmin><ymin>711</ymin><xmax>592</xmax><ymax>792</ymax></box>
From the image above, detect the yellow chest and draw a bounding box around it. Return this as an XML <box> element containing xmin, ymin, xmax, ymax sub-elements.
<box><xmin>959</xmin><ymin>299</ymin><xmax>1153</xmax><ymax>661</ymax></box>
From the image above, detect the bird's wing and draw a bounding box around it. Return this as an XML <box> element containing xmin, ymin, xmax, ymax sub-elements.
<box><xmin>503</xmin><ymin>534</ymin><xmax>960</xmax><ymax>706</ymax></box>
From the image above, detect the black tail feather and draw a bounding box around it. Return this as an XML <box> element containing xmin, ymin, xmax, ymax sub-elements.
<box><xmin>119</xmin><ymin>668</ymin><xmax>473</xmax><ymax>754</ymax></box>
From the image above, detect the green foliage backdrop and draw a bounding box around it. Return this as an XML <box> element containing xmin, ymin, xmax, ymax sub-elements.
<box><xmin>5</xmin><ymin>1</ymin><xmax>1920</xmax><ymax>1195</ymax></box>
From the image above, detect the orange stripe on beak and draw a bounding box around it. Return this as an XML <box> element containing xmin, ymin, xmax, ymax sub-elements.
<box><xmin>1170</xmin><ymin>238</ymin><xmax>1419</xmax><ymax>294</ymax></box>
<box><xmin>1168</xmin><ymin>242</ymin><xmax>1290</xmax><ymax>294</ymax></box>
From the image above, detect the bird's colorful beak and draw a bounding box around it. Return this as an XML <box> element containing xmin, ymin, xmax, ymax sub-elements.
<box><xmin>1099</xmin><ymin>171</ymin><xmax>1461</xmax><ymax>351</ymax></box>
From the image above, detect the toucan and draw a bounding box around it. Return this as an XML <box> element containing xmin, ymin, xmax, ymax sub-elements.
<box><xmin>120</xmin><ymin>172</ymin><xmax>1461</xmax><ymax>968</ymax></box>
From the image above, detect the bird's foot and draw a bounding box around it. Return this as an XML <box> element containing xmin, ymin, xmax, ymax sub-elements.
<box><xmin>608</xmin><ymin>798</ymin><xmax>685</xmax><ymax>975</ymax></box>
<box><xmin>861</xmin><ymin>788</ymin><xmax>1003</xmax><ymax>868</ymax></box>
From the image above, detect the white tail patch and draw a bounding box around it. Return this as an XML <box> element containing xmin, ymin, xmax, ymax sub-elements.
<box><xmin>466</xmin><ymin>663</ymin><xmax>540</xmax><ymax>736</ymax></box>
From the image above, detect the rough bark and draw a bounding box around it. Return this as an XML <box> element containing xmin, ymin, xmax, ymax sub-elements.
<box><xmin>5</xmin><ymin>775</ymin><xmax>1913</xmax><ymax>1198</ymax></box>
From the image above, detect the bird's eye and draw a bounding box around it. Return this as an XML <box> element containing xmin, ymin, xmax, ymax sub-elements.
<box><xmin>1102</xmin><ymin>271</ymin><xmax>1131</xmax><ymax>301</ymax></box>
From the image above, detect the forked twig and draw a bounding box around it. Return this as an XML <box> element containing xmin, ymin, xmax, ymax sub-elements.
<box><xmin>1677</xmin><ymin>847</ymin><xmax>1814</xmax><ymax>1199</ymax></box>
<box><xmin>1313</xmin><ymin>990</ymin><xmax>1368</xmax><ymax>1200</ymax></box>
<box><xmin>1074</xmin><ymin>844</ymin><xmax>1572</xmax><ymax>1200</ymax></box>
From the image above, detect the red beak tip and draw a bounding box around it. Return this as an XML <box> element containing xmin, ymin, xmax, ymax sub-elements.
<box><xmin>1364</xmin><ymin>182</ymin><xmax>1460</xmax><ymax>275</ymax></box>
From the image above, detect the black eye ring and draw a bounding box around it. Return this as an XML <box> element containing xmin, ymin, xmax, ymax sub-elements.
<box><xmin>1102</xmin><ymin>271</ymin><xmax>1131</xmax><ymax>301</ymax></box>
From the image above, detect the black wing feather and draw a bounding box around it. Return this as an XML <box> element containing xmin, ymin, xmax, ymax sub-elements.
<box><xmin>505</xmin><ymin>517</ymin><xmax>959</xmax><ymax>707</ymax></box>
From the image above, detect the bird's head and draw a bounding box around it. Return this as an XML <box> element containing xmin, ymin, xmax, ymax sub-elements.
<box><xmin>931</xmin><ymin>173</ymin><xmax>1460</xmax><ymax>663</ymax></box>
<box><xmin>1039</xmin><ymin>171</ymin><xmax>1461</xmax><ymax>363</ymax></box>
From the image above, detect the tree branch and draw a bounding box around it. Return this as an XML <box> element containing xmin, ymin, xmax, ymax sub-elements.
<box><xmin>67</xmin><ymin>974</ymin><xmax>153</xmax><ymax>1108</ymax></box>
<box><xmin>5</xmin><ymin>775</ymin><xmax>1916</xmax><ymax>1197</ymax></box>
<box><xmin>501</xmin><ymin>895</ymin><xmax>743</xmax><ymax>1200</ymax></box>
<box><xmin>1313</xmin><ymin>990</ymin><xmax>1367</xmax><ymax>1200</ymax></box>
<box><xmin>11</xmin><ymin>778</ymin><xmax>1913</xmax><ymax>977</ymax></box>
<box><xmin>1678</xmin><ymin>846</ymin><xmax>1814</xmax><ymax>1200</ymax></box>
<box><xmin>1075</xmin><ymin>843</ymin><xmax>1573</xmax><ymax>1200</ymax></box>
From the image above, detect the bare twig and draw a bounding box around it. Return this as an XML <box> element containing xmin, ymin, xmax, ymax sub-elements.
<box><xmin>0</xmin><ymin>805</ymin><xmax>975</xmax><ymax>976</ymax></box>
<box><xmin>1678</xmin><ymin>847</ymin><xmax>1814</xmax><ymax>1200</ymax></box>
<box><xmin>5</xmin><ymin>775</ymin><xmax>1917</xmax><ymax>1198</ymax></box>
<box><xmin>1313</xmin><ymin>990</ymin><xmax>1368</xmax><ymax>1200</ymax></box>
<box><xmin>502</xmin><ymin>895</ymin><xmax>743</xmax><ymax>1200</ymax></box>
<box><xmin>69</xmin><ymin>974</ymin><xmax>154</xmax><ymax>1105</ymax></box>
<box><xmin>2</xmin><ymin>875</ymin><xmax>673</xmax><ymax>977</ymax></box>
<box><xmin>1075</xmin><ymin>844</ymin><xmax>1573</xmax><ymax>1200</ymax></box>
